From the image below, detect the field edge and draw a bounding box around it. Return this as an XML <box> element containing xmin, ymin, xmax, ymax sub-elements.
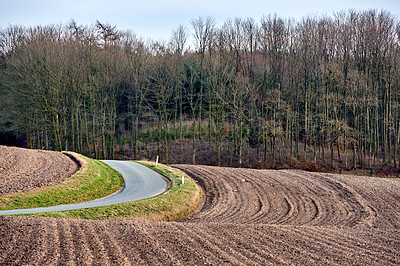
<box><xmin>31</xmin><ymin>161</ymin><xmax>204</xmax><ymax>221</ymax></box>
<box><xmin>0</xmin><ymin>152</ymin><xmax>124</xmax><ymax>211</ymax></box>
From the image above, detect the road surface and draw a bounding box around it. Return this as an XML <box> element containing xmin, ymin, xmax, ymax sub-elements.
<box><xmin>0</xmin><ymin>161</ymin><xmax>169</xmax><ymax>215</ymax></box>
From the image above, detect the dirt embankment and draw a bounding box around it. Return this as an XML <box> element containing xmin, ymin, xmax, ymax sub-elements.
<box><xmin>0</xmin><ymin>146</ymin><xmax>79</xmax><ymax>195</ymax></box>
<box><xmin>0</xmin><ymin>148</ymin><xmax>399</xmax><ymax>265</ymax></box>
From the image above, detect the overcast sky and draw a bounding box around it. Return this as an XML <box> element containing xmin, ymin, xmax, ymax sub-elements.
<box><xmin>1</xmin><ymin>0</ymin><xmax>399</xmax><ymax>42</ymax></box>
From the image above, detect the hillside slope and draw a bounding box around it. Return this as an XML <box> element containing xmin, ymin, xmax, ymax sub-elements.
<box><xmin>0</xmin><ymin>149</ymin><xmax>399</xmax><ymax>265</ymax></box>
<box><xmin>0</xmin><ymin>146</ymin><xmax>78</xmax><ymax>195</ymax></box>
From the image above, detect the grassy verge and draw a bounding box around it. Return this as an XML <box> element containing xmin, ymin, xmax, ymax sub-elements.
<box><xmin>31</xmin><ymin>161</ymin><xmax>204</xmax><ymax>221</ymax></box>
<box><xmin>0</xmin><ymin>152</ymin><xmax>124</xmax><ymax>210</ymax></box>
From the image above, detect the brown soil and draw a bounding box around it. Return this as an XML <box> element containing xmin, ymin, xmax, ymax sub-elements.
<box><xmin>1</xmin><ymin>148</ymin><xmax>399</xmax><ymax>265</ymax></box>
<box><xmin>0</xmin><ymin>146</ymin><xmax>79</xmax><ymax>196</ymax></box>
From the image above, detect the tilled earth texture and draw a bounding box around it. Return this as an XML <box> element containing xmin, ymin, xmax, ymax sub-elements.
<box><xmin>0</xmin><ymin>153</ymin><xmax>400</xmax><ymax>264</ymax></box>
<box><xmin>0</xmin><ymin>146</ymin><xmax>78</xmax><ymax>195</ymax></box>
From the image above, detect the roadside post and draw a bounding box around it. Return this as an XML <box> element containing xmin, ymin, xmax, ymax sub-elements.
<box><xmin>156</xmin><ymin>156</ymin><xmax>159</xmax><ymax>166</ymax></box>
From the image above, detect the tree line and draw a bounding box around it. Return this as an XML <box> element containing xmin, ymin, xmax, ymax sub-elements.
<box><xmin>1</xmin><ymin>10</ymin><xmax>400</xmax><ymax>171</ymax></box>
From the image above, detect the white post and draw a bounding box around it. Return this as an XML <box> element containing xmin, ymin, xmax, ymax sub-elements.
<box><xmin>156</xmin><ymin>156</ymin><xmax>159</xmax><ymax>166</ymax></box>
<box><xmin>182</xmin><ymin>174</ymin><xmax>184</xmax><ymax>185</ymax></box>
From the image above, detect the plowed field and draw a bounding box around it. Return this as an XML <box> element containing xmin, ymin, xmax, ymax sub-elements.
<box><xmin>1</xmin><ymin>150</ymin><xmax>400</xmax><ymax>265</ymax></box>
<box><xmin>0</xmin><ymin>146</ymin><xmax>78</xmax><ymax>195</ymax></box>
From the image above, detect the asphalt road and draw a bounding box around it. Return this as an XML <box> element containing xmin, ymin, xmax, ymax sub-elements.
<box><xmin>0</xmin><ymin>161</ymin><xmax>169</xmax><ymax>215</ymax></box>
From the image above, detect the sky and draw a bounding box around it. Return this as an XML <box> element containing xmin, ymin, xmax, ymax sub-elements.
<box><xmin>1</xmin><ymin>0</ymin><xmax>399</xmax><ymax>42</ymax></box>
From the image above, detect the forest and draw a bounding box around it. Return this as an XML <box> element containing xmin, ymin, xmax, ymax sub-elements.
<box><xmin>1</xmin><ymin>9</ymin><xmax>400</xmax><ymax>173</ymax></box>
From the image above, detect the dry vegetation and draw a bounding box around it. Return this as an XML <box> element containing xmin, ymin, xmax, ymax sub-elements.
<box><xmin>2</xmin><ymin>10</ymin><xmax>400</xmax><ymax>175</ymax></box>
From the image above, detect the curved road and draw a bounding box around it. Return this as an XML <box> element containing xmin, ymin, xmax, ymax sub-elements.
<box><xmin>0</xmin><ymin>161</ymin><xmax>169</xmax><ymax>215</ymax></box>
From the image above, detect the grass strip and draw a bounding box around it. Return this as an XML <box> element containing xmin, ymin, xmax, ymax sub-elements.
<box><xmin>0</xmin><ymin>152</ymin><xmax>124</xmax><ymax>210</ymax></box>
<box><xmin>31</xmin><ymin>161</ymin><xmax>204</xmax><ymax>220</ymax></box>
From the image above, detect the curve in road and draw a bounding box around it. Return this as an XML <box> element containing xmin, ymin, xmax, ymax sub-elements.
<box><xmin>0</xmin><ymin>161</ymin><xmax>169</xmax><ymax>215</ymax></box>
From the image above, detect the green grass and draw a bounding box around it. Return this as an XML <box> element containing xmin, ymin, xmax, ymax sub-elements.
<box><xmin>30</xmin><ymin>161</ymin><xmax>204</xmax><ymax>220</ymax></box>
<box><xmin>0</xmin><ymin>152</ymin><xmax>124</xmax><ymax>210</ymax></box>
